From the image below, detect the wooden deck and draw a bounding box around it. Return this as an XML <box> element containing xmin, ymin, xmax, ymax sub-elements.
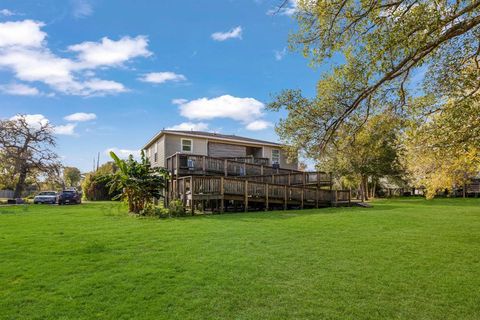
<box><xmin>165</xmin><ymin>153</ymin><xmax>351</xmax><ymax>213</ymax></box>
<box><xmin>169</xmin><ymin>176</ymin><xmax>351</xmax><ymax>213</ymax></box>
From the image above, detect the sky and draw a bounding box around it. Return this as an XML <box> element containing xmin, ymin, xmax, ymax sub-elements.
<box><xmin>0</xmin><ymin>0</ymin><xmax>324</xmax><ymax>172</ymax></box>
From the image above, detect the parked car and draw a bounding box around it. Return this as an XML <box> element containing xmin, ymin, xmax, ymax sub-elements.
<box><xmin>57</xmin><ymin>190</ymin><xmax>82</xmax><ymax>205</ymax></box>
<box><xmin>33</xmin><ymin>191</ymin><xmax>58</xmax><ymax>204</ymax></box>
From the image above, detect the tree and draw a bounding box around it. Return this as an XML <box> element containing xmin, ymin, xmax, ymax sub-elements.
<box><xmin>0</xmin><ymin>115</ymin><xmax>60</xmax><ymax>198</ymax></box>
<box><xmin>404</xmin><ymin>94</ymin><xmax>480</xmax><ymax>198</ymax></box>
<box><xmin>63</xmin><ymin>166</ymin><xmax>82</xmax><ymax>187</ymax></box>
<box><xmin>318</xmin><ymin>114</ymin><xmax>404</xmax><ymax>201</ymax></box>
<box><xmin>82</xmin><ymin>162</ymin><xmax>119</xmax><ymax>201</ymax></box>
<box><xmin>108</xmin><ymin>152</ymin><xmax>169</xmax><ymax>214</ymax></box>
<box><xmin>270</xmin><ymin>0</ymin><xmax>480</xmax><ymax>151</ymax></box>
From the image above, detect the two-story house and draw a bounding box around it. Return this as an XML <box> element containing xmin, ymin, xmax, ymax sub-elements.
<box><xmin>143</xmin><ymin>130</ymin><xmax>298</xmax><ymax>170</ymax></box>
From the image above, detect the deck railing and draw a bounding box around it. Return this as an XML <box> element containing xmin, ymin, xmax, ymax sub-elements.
<box><xmin>223</xmin><ymin>157</ymin><xmax>269</xmax><ymax>165</ymax></box>
<box><xmin>172</xmin><ymin>176</ymin><xmax>344</xmax><ymax>212</ymax></box>
<box><xmin>166</xmin><ymin>152</ymin><xmax>302</xmax><ymax>177</ymax></box>
<box><xmin>165</xmin><ymin>153</ymin><xmax>332</xmax><ymax>187</ymax></box>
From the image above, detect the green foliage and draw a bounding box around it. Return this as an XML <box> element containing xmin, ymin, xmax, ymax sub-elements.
<box><xmin>404</xmin><ymin>95</ymin><xmax>480</xmax><ymax>198</ymax></box>
<box><xmin>108</xmin><ymin>151</ymin><xmax>169</xmax><ymax>214</ymax></box>
<box><xmin>167</xmin><ymin>199</ymin><xmax>187</xmax><ymax>217</ymax></box>
<box><xmin>271</xmin><ymin>1</ymin><xmax>480</xmax><ymax>150</ymax></box>
<box><xmin>63</xmin><ymin>166</ymin><xmax>81</xmax><ymax>187</ymax></box>
<box><xmin>318</xmin><ymin>114</ymin><xmax>404</xmax><ymax>200</ymax></box>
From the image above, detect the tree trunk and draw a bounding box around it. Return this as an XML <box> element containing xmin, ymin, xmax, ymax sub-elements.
<box><xmin>13</xmin><ymin>167</ymin><xmax>27</xmax><ymax>199</ymax></box>
<box><xmin>463</xmin><ymin>182</ymin><xmax>466</xmax><ymax>198</ymax></box>
<box><xmin>363</xmin><ymin>176</ymin><xmax>369</xmax><ymax>201</ymax></box>
<box><xmin>372</xmin><ymin>180</ymin><xmax>377</xmax><ymax>199</ymax></box>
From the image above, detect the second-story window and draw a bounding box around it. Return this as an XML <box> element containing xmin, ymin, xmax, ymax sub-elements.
<box><xmin>182</xmin><ymin>139</ymin><xmax>192</xmax><ymax>152</ymax></box>
<box><xmin>272</xmin><ymin>149</ymin><xmax>280</xmax><ymax>164</ymax></box>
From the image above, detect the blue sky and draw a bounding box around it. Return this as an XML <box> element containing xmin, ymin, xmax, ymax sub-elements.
<box><xmin>0</xmin><ymin>0</ymin><xmax>323</xmax><ymax>172</ymax></box>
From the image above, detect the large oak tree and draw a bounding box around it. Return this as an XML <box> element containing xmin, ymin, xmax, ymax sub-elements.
<box><xmin>0</xmin><ymin>115</ymin><xmax>60</xmax><ymax>198</ymax></box>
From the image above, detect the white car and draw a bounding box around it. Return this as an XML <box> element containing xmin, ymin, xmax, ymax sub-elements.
<box><xmin>33</xmin><ymin>191</ymin><xmax>58</xmax><ymax>204</ymax></box>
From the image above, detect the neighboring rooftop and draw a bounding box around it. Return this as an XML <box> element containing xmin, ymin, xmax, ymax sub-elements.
<box><xmin>143</xmin><ymin>130</ymin><xmax>283</xmax><ymax>149</ymax></box>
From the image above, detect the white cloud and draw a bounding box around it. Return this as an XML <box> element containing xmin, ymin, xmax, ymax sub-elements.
<box><xmin>245</xmin><ymin>120</ymin><xmax>272</xmax><ymax>131</ymax></box>
<box><xmin>0</xmin><ymin>20</ymin><xmax>46</xmax><ymax>48</ymax></box>
<box><xmin>267</xmin><ymin>0</ymin><xmax>297</xmax><ymax>16</ymax></box>
<box><xmin>71</xmin><ymin>0</ymin><xmax>93</xmax><ymax>19</ymax></box>
<box><xmin>166</xmin><ymin>122</ymin><xmax>209</xmax><ymax>131</ymax></box>
<box><xmin>53</xmin><ymin>123</ymin><xmax>77</xmax><ymax>135</ymax></box>
<box><xmin>82</xmin><ymin>78</ymin><xmax>127</xmax><ymax>95</ymax></box>
<box><xmin>0</xmin><ymin>20</ymin><xmax>150</xmax><ymax>96</ymax></box>
<box><xmin>174</xmin><ymin>95</ymin><xmax>272</xmax><ymax>130</ymax></box>
<box><xmin>177</xmin><ymin>95</ymin><xmax>264</xmax><ymax>122</ymax></box>
<box><xmin>10</xmin><ymin>114</ymin><xmax>49</xmax><ymax>128</ymax></box>
<box><xmin>274</xmin><ymin>47</ymin><xmax>287</xmax><ymax>61</ymax></box>
<box><xmin>139</xmin><ymin>72</ymin><xmax>187</xmax><ymax>84</ymax></box>
<box><xmin>172</xmin><ymin>98</ymin><xmax>188</xmax><ymax>105</ymax></box>
<box><xmin>64</xmin><ymin>112</ymin><xmax>97</xmax><ymax>122</ymax></box>
<box><xmin>0</xmin><ymin>83</ymin><xmax>40</xmax><ymax>96</ymax></box>
<box><xmin>105</xmin><ymin>147</ymin><xmax>140</xmax><ymax>159</ymax></box>
<box><xmin>10</xmin><ymin>114</ymin><xmax>78</xmax><ymax>135</ymax></box>
<box><xmin>211</xmin><ymin>26</ymin><xmax>243</xmax><ymax>41</ymax></box>
<box><xmin>0</xmin><ymin>9</ymin><xmax>15</xmax><ymax>16</ymax></box>
<box><xmin>68</xmin><ymin>36</ymin><xmax>151</xmax><ymax>68</ymax></box>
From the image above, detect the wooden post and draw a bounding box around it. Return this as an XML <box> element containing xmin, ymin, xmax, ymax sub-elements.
<box><xmin>182</xmin><ymin>179</ymin><xmax>187</xmax><ymax>209</ymax></box>
<box><xmin>348</xmin><ymin>188</ymin><xmax>352</xmax><ymax>206</ymax></box>
<box><xmin>303</xmin><ymin>172</ymin><xmax>306</xmax><ymax>186</ymax></box>
<box><xmin>224</xmin><ymin>159</ymin><xmax>228</xmax><ymax>177</ymax></box>
<box><xmin>315</xmin><ymin>188</ymin><xmax>319</xmax><ymax>208</ymax></box>
<box><xmin>301</xmin><ymin>188</ymin><xmax>304</xmax><ymax>209</ymax></box>
<box><xmin>329</xmin><ymin>172</ymin><xmax>333</xmax><ymax>191</ymax></box>
<box><xmin>244</xmin><ymin>180</ymin><xmax>249</xmax><ymax>212</ymax></box>
<box><xmin>220</xmin><ymin>177</ymin><xmax>225</xmax><ymax>213</ymax></box>
<box><xmin>265</xmin><ymin>183</ymin><xmax>269</xmax><ymax>211</ymax></box>
<box><xmin>284</xmin><ymin>185</ymin><xmax>287</xmax><ymax>210</ymax></box>
<box><xmin>260</xmin><ymin>165</ymin><xmax>264</xmax><ymax>176</ymax></box>
<box><xmin>175</xmin><ymin>153</ymin><xmax>180</xmax><ymax>177</ymax></box>
<box><xmin>272</xmin><ymin>174</ymin><xmax>275</xmax><ymax>184</ymax></box>
<box><xmin>243</xmin><ymin>163</ymin><xmax>247</xmax><ymax>176</ymax></box>
<box><xmin>202</xmin><ymin>156</ymin><xmax>206</xmax><ymax>173</ymax></box>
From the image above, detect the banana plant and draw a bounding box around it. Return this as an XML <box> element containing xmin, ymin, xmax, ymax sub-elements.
<box><xmin>108</xmin><ymin>151</ymin><xmax>169</xmax><ymax>213</ymax></box>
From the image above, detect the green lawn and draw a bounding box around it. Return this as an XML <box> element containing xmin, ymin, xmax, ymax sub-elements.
<box><xmin>1</xmin><ymin>199</ymin><xmax>479</xmax><ymax>319</ymax></box>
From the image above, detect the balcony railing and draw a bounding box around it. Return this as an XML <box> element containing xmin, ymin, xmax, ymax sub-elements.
<box><xmin>166</xmin><ymin>153</ymin><xmax>300</xmax><ymax>177</ymax></box>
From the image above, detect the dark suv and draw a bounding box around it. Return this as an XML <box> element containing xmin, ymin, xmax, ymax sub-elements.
<box><xmin>57</xmin><ymin>190</ymin><xmax>82</xmax><ymax>205</ymax></box>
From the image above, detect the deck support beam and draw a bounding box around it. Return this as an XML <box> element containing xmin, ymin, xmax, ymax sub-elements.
<box><xmin>265</xmin><ymin>183</ymin><xmax>269</xmax><ymax>211</ymax></box>
<box><xmin>244</xmin><ymin>180</ymin><xmax>249</xmax><ymax>212</ymax></box>
<box><xmin>220</xmin><ymin>177</ymin><xmax>225</xmax><ymax>213</ymax></box>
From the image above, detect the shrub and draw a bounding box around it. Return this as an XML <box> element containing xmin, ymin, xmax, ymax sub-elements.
<box><xmin>168</xmin><ymin>199</ymin><xmax>186</xmax><ymax>217</ymax></box>
<box><xmin>139</xmin><ymin>203</ymin><xmax>168</xmax><ymax>217</ymax></box>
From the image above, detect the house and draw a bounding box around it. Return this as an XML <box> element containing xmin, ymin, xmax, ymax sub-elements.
<box><xmin>142</xmin><ymin>130</ymin><xmax>350</xmax><ymax>213</ymax></box>
<box><xmin>143</xmin><ymin>130</ymin><xmax>298</xmax><ymax>170</ymax></box>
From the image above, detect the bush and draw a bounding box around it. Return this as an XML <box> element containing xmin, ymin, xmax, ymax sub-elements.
<box><xmin>168</xmin><ymin>199</ymin><xmax>187</xmax><ymax>217</ymax></box>
<box><xmin>139</xmin><ymin>203</ymin><xmax>168</xmax><ymax>217</ymax></box>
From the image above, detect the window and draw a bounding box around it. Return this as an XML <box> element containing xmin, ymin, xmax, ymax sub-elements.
<box><xmin>181</xmin><ymin>139</ymin><xmax>192</xmax><ymax>152</ymax></box>
<box><xmin>272</xmin><ymin>149</ymin><xmax>280</xmax><ymax>164</ymax></box>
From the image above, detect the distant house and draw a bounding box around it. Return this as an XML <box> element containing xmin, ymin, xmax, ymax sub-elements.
<box><xmin>142</xmin><ymin>130</ymin><xmax>298</xmax><ymax>170</ymax></box>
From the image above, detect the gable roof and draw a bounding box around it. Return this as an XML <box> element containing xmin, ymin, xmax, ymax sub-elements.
<box><xmin>143</xmin><ymin>130</ymin><xmax>283</xmax><ymax>149</ymax></box>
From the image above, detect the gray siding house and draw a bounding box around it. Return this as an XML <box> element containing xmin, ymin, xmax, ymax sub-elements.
<box><xmin>143</xmin><ymin>130</ymin><xmax>298</xmax><ymax>170</ymax></box>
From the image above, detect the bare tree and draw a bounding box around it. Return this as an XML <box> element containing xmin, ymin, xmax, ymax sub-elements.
<box><xmin>0</xmin><ymin>115</ymin><xmax>60</xmax><ymax>198</ymax></box>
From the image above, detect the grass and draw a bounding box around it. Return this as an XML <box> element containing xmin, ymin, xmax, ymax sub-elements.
<box><xmin>1</xmin><ymin>198</ymin><xmax>479</xmax><ymax>319</ymax></box>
